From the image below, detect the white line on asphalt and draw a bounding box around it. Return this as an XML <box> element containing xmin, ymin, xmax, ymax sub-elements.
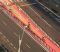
<box><xmin>2</xmin><ymin>21</ymin><xmax>7</xmax><ymax>26</ymax></box>
<box><xmin>13</xmin><ymin>32</ymin><xmax>18</xmax><ymax>37</ymax></box>
<box><xmin>14</xmin><ymin>46</ymin><xmax>17</xmax><ymax>50</ymax></box>
<box><xmin>20</xmin><ymin>40</ymin><xmax>21</xmax><ymax>45</ymax></box>
<box><xmin>3</xmin><ymin>35</ymin><xmax>6</xmax><ymax>39</ymax></box>
<box><xmin>10</xmin><ymin>43</ymin><xmax>14</xmax><ymax>46</ymax></box>
<box><xmin>2</xmin><ymin>36</ymin><xmax>9</xmax><ymax>43</ymax></box>
<box><xmin>26</xmin><ymin>44</ymin><xmax>31</xmax><ymax>48</ymax></box>
<box><xmin>6</xmin><ymin>39</ymin><xmax>9</xmax><ymax>42</ymax></box>
<box><xmin>0</xmin><ymin>32</ymin><xmax>3</xmax><ymax>34</ymax></box>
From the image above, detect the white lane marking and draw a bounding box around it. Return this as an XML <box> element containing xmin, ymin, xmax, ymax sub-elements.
<box><xmin>6</xmin><ymin>39</ymin><xmax>9</xmax><ymax>42</ymax></box>
<box><xmin>0</xmin><ymin>32</ymin><xmax>3</xmax><ymax>34</ymax></box>
<box><xmin>10</xmin><ymin>43</ymin><xmax>14</xmax><ymax>46</ymax></box>
<box><xmin>26</xmin><ymin>44</ymin><xmax>31</xmax><ymax>48</ymax></box>
<box><xmin>18</xmin><ymin>40</ymin><xmax>21</xmax><ymax>52</ymax></box>
<box><xmin>19</xmin><ymin>40</ymin><xmax>21</xmax><ymax>45</ymax></box>
<box><xmin>2</xmin><ymin>21</ymin><xmax>7</xmax><ymax>26</ymax></box>
<box><xmin>14</xmin><ymin>46</ymin><xmax>16</xmax><ymax>50</ymax></box>
<box><xmin>42</xmin><ymin>19</ymin><xmax>52</xmax><ymax>28</ymax></box>
<box><xmin>13</xmin><ymin>32</ymin><xmax>18</xmax><ymax>37</ymax></box>
<box><xmin>3</xmin><ymin>35</ymin><xmax>6</xmax><ymax>38</ymax></box>
<box><xmin>2</xmin><ymin>35</ymin><xmax>11</xmax><ymax>44</ymax></box>
<box><xmin>10</xmin><ymin>43</ymin><xmax>17</xmax><ymax>50</ymax></box>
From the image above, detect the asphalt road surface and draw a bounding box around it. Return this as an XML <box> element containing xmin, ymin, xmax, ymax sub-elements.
<box><xmin>14</xmin><ymin>0</ymin><xmax>60</xmax><ymax>46</ymax></box>
<box><xmin>0</xmin><ymin>0</ymin><xmax>60</xmax><ymax>52</ymax></box>
<box><xmin>0</xmin><ymin>6</ymin><xmax>47</xmax><ymax>52</ymax></box>
<box><xmin>0</xmin><ymin>7</ymin><xmax>24</xmax><ymax>52</ymax></box>
<box><xmin>20</xmin><ymin>30</ymin><xmax>46</xmax><ymax>52</ymax></box>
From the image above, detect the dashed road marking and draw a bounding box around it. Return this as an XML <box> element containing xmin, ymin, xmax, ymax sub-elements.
<box><xmin>14</xmin><ymin>46</ymin><xmax>16</xmax><ymax>50</ymax></box>
<box><xmin>3</xmin><ymin>35</ymin><xmax>6</xmax><ymax>39</ymax></box>
<box><xmin>0</xmin><ymin>32</ymin><xmax>3</xmax><ymax>34</ymax></box>
<box><xmin>13</xmin><ymin>32</ymin><xmax>18</xmax><ymax>37</ymax></box>
<box><xmin>26</xmin><ymin>44</ymin><xmax>31</xmax><ymax>48</ymax></box>
<box><xmin>6</xmin><ymin>39</ymin><xmax>9</xmax><ymax>42</ymax></box>
<box><xmin>10</xmin><ymin>43</ymin><xmax>14</xmax><ymax>46</ymax></box>
<box><xmin>2</xmin><ymin>21</ymin><xmax>7</xmax><ymax>26</ymax></box>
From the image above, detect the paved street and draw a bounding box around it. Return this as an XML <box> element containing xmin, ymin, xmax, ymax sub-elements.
<box><xmin>15</xmin><ymin>0</ymin><xmax>60</xmax><ymax>46</ymax></box>
<box><xmin>0</xmin><ymin>7</ymin><xmax>24</xmax><ymax>52</ymax></box>
<box><xmin>0</xmin><ymin>6</ymin><xmax>46</xmax><ymax>52</ymax></box>
<box><xmin>0</xmin><ymin>0</ymin><xmax>60</xmax><ymax>52</ymax></box>
<box><xmin>20</xmin><ymin>30</ymin><xmax>47</xmax><ymax>52</ymax></box>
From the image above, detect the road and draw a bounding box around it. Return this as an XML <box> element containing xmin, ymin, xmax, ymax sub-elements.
<box><xmin>0</xmin><ymin>7</ymin><xmax>24</xmax><ymax>52</ymax></box>
<box><xmin>0</xmin><ymin>6</ymin><xmax>47</xmax><ymax>52</ymax></box>
<box><xmin>37</xmin><ymin>0</ymin><xmax>60</xmax><ymax>16</ymax></box>
<box><xmin>21</xmin><ymin>31</ymin><xmax>46</xmax><ymax>52</ymax></box>
<box><xmin>1</xmin><ymin>0</ymin><xmax>60</xmax><ymax>52</ymax></box>
<box><xmin>0</xmin><ymin>6</ymin><xmax>46</xmax><ymax>52</ymax></box>
<box><xmin>14</xmin><ymin>0</ymin><xmax>60</xmax><ymax>46</ymax></box>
